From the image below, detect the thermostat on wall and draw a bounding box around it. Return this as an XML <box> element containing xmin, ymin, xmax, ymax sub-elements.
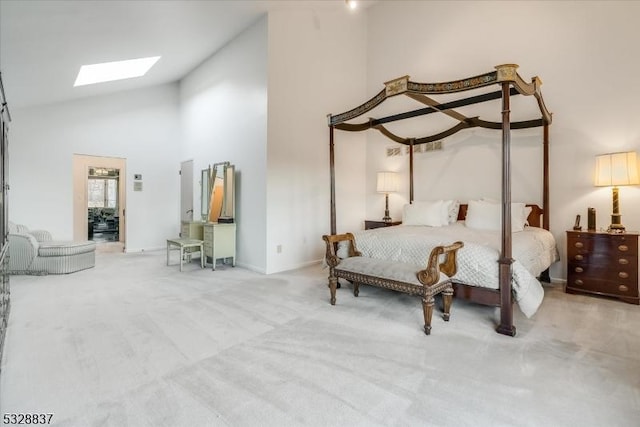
<box><xmin>134</xmin><ymin>174</ymin><xmax>142</xmax><ymax>180</ymax></box>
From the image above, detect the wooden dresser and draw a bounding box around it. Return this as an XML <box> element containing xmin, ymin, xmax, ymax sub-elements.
<box><xmin>203</xmin><ymin>223</ymin><xmax>236</xmax><ymax>270</ymax></box>
<box><xmin>566</xmin><ymin>230</ymin><xmax>639</xmax><ymax>304</ymax></box>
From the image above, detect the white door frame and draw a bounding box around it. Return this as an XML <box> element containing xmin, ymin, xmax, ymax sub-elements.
<box><xmin>180</xmin><ymin>160</ymin><xmax>194</xmax><ymax>222</ymax></box>
<box><xmin>73</xmin><ymin>154</ymin><xmax>126</xmax><ymax>244</ymax></box>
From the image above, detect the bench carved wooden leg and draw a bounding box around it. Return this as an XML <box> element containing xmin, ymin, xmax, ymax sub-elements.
<box><xmin>353</xmin><ymin>282</ymin><xmax>360</xmax><ymax>297</ymax></box>
<box><xmin>442</xmin><ymin>285</ymin><xmax>453</xmax><ymax>321</ymax></box>
<box><xmin>329</xmin><ymin>276</ymin><xmax>337</xmax><ymax>305</ymax></box>
<box><xmin>422</xmin><ymin>294</ymin><xmax>435</xmax><ymax>335</ymax></box>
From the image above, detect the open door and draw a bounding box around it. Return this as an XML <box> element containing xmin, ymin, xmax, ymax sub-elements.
<box><xmin>180</xmin><ymin>160</ymin><xmax>194</xmax><ymax>222</ymax></box>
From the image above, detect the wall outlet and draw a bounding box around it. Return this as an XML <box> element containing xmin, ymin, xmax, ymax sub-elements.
<box><xmin>276</xmin><ymin>244</ymin><xmax>282</xmax><ymax>253</ymax></box>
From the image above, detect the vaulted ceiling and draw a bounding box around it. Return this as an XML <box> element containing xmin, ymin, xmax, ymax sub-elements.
<box><xmin>0</xmin><ymin>0</ymin><xmax>372</xmax><ymax>109</ymax></box>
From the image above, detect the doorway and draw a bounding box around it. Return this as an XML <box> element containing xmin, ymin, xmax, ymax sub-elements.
<box><xmin>87</xmin><ymin>167</ymin><xmax>119</xmax><ymax>243</ymax></box>
<box><xmin>73</xmin><ymin>154</ymin><xmax>126</xmax><ymax>252</ymax></box>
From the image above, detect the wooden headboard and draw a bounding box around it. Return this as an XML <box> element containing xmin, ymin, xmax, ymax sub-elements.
<box><xmin>457</xmin><ymin>204</ymin><xmax>545</xmax><ymax>229</ymax></box>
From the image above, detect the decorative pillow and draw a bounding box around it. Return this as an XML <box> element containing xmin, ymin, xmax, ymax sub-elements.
<box><xmin>446</xmin><ymin>199</ymin><xmax>460</xmax><ymax>224</ymax></box>
<box><xmin>402</xmin><ymin>200</ymin><xmax>446</xmax><ymax>226</ymax></box>
<box><xmin>511</xmin><ymin>202</ymin><xmax>527</xmax><ymax>232</ymax></box>
<box><xmin>524</xmin><ymin>206</ymin><xmax>533</xmax><ymax>226</ymax></box>
<box><xmin>465</xmin><ymin>199</ymin><xmax>527</xmax><ymax>232</ymax></box>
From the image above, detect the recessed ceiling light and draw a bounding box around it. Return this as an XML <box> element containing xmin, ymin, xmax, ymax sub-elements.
<box><xmin>346</xmin><ymin>0</ymin><xmax>357</xmax><ymax>10</ymax></box>
<box><xmin>73</xmin><ymin>56</ymin><xmax>161</xmax><ymax>87</ymax></box>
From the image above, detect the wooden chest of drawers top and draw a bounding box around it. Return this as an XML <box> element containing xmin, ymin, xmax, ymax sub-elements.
<box><xmin>567</xmin><ymin>231</ymin><xmax>638</xmax><ymax>257</ymax></box>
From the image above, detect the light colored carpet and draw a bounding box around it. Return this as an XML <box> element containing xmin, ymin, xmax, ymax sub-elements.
<box><xmin>1</xmin><ymin>250</ymin><xmax>639</xmax><ymax>426</ymax></box>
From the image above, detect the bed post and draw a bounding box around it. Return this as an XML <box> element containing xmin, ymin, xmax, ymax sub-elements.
<box><xmin>409</xmin><ymin>138</ymin><xmax>415</xmax><ymax>203</ymax></box>
<box><xmin>497</xmin><ymin>82</ymin><xmax>516</xmax><ymax>337</ymax></box>
<box><xmin>543</xmin><ymin>122</ymin><xmax>550</xmax><ymax>231</ymax></box>
<box><xmin>538</xmin><ymin>121</ymin><xmax>552</xmax><ymax>283</ymax></box>
<box><xmin>329</xmin><ymin>123</ymin><xmax>336</xmax><ymax>235</ymax></box>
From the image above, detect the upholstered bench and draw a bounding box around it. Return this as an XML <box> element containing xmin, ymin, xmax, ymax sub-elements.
<box><xmin>33</xmin><ymin>240</ymin><xmax>96</xmax><ymax>274</ymax></box>
<box><xmin>323</xmin><ymin>233</ymin><xmax>463</xmax><ymax>335</ymax></box>
<box><xmin>8</xmin><ymin>222</ymin><xmax>96</xmax><ymax>274</ymax></box>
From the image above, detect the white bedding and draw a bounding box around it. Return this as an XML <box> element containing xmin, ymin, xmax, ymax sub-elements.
<box><xmin>338</xmin><ymin>222</ymin><xmax>558</xmax><ymax>317</ymax></box>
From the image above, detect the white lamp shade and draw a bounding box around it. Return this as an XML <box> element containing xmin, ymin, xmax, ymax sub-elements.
<box><xmin>377</xmin><ymin>171</ymin><xmax>399</xmax><ymax>193</ymax></box>
<box><xmin>595</xmin><ymin>151</ymin><xmax>640</xmax><ymax>187</ymax></box>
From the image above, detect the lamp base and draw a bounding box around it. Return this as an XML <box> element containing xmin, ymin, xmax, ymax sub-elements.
<box><xmin>608</xmin><ymin>188</ymin><xmax>626</xmax><ymax>233</ymax></box>
<box><xmin>608</xmin><ymin>211</ymin><xmax>625</xmax><ymax>233</ymax></box>
<box><xmin>382</xmin><ymin>193</ymin><xmax>392</xmax><ymax>223</ymax></box>
<box><xmin>608</xmin><ymin>223</ymin><xmax>626</xmax><ymax>233</ymax></box>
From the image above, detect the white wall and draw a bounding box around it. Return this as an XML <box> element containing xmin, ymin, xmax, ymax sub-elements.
<box><xmin>180</xmin><ymin>16</ymin><xmax>268</xmax><ymax>272</ymax></box>
<box><xmin>8</xmin><ymin>84</ymin><xmax>181</xmax><ymax>251</ymax></box>
<box><xmin>266</xmin><ymin>7</ymin><xmax>368</xmax><ymax>274</ymax></box>
<box><xmin>365</xmin><ymin>1</ymin><xmax>640</xmax><ymax>280</ymax></box>
<box><xmin>14</xmin><ymin>1</ymin><xmax>631</xmax><ymax>280</ymax></box>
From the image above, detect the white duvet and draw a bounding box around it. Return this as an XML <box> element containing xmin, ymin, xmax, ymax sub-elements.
<box><xmin>338</xmin><ymin>222</ymin><xmax>558</xmax><ymax>317</ymax></box>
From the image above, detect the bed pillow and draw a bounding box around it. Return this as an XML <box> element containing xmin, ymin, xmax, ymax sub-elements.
<box><xmin>465</xmin><ymin>199</ymin><xmax>527</xmax><ymax>232</ymax></box>
<box><xmin>409</xmin><ymin>199</ymin><xmax>459</xmax><ymax>225</ymax></box>
<box><xmin>402</xmin><ymin>200</ymin><xmax>446</xmax><ymax>226</ymax></box>
<box><xmin>487</xmin><ymin>200</ymin><xmax>529</xmax><ymax>231</ymax></box>
<box><xmin>478</xmin><ymin>198</ymin><xmax>531</xmax><ymax>227</ymax></box>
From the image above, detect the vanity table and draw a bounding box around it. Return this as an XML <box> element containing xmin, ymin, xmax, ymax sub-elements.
<box><xmin>181</xmin><ymin>221</ymin><xmax>203</xmax><ymax>240</ymax></box>
<box><xmin>179</xmin><ymin>220</ymin><xmax>235</xmax><ymax>270</ymax></box>
<box><xmin>199</xmin><ymin>161</ymin><xmax>237</xmax><ymax>270</ymax></box>
<box><xmin>179</xmin><ymin>220</ymin><xmax>204</xmax><ymax>261</ymax></box>
<box><xmin>203</xmin><ymin>222</ymin><xmax>236</xmax><ymax>270</ymax></box>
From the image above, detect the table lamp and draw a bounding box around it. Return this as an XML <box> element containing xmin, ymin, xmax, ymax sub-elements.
<box><xmin>594</xmin><ymin>151</ymin><xmax>639</xmax><ymax>232</ymax></box>
<box><xmin>376</xmin><ymin>171</ymin><xmax>399</xmax><ymax>222</ymax></box>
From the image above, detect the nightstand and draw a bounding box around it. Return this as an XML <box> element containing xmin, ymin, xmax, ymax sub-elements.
<box><xmin>566</xmin><ymin>230</ymin><xmax>639</xmax><ymax>304</ymax></box>
<box><xmin>364</xmin><ymin>220</ymin><xmax>402</xmax><ymax>230</ymax></box>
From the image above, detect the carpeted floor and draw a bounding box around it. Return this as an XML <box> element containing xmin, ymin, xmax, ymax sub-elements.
<box><xmin>1</xmin><ymin>250</ymin><xmax>639</xmax><ymax>426</ymax></box>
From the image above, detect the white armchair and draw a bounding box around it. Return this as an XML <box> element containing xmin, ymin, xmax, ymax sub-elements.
<box><xmin>8</xmin><ymin>222</ymin><xmax>96</xmax><ymax>274</ymax></box>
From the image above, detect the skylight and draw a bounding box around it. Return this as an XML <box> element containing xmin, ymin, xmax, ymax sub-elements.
<box><xmin>73</xmin><ymin>56</ymin><xmax>161</xmax><ymax>87</ymax></box>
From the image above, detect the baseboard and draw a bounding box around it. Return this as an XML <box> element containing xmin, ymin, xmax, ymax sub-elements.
<box><xmin>266</xmin><ymin>259</ymin><xmax>323</xmax><ymax>275</ymax></box>
<box><xmin>235</xmin><ymin>261</ymin><xmax>266</xmax><ymax>275</ymax></box>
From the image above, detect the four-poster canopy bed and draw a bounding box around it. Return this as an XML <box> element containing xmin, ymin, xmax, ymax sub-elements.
<box><xmin>326</xmin><ymin>64</ymin><xmax>553</xmax><ymax>336</ymax></box>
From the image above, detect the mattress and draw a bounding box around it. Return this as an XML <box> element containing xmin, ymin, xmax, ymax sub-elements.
<box><xmin>337</xmin><ymin>222</ymin><xmax>558</xmax><ymax>317</ymax></box>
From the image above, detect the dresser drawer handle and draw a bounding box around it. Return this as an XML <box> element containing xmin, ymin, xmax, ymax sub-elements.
<box><xmin>574</xmin><ymin>267</ymin><xmax>583</xmax><ymax>273</ymax></box>
<box><xmin>574</xmin><ymin>254</ymin><xmax>584</xmax><ymax>261</ymax></box>
<box><xmin>574</xmin><ymin>242</ymin><xmax>584</xmax><ymax>248</ymax></box>
<box><xmin>618</xmin><ymin>272</ymin><xmax>629</xmax><ymax>279</ymax></box>
<box><xmin>618</xmin><ymin>258</ymin><xmax>629</xmax><ymax>265</ymax></box>
<box><xmin>574</xmin><ymin>279</ymin><xmax>583</xmax><ymax>286</ymax></box>
<box><xmin>619</xmin><ymin>284</ymin><xmax>629</xmax><ymax>292</ymax></box>
<box><xmin>618</xmin><ymin>244</ymin><xmax>628</xmax><ymax>252</ymax></box>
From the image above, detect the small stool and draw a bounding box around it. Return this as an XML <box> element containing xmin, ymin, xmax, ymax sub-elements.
<box><xmin>166</xmin><ymin>238</ymin><xmax>204</xmax><ymax>271</ymax></box>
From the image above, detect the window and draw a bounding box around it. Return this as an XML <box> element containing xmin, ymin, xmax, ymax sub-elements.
<box><xmin>88</xmin><ymin>178</ymin><xmax>118</xmax><ymax>208</ymax></box>
<box><xmin>87</xmin><ymin>167</ymin><xmax>119</xmax><ymax>208</ymax></box>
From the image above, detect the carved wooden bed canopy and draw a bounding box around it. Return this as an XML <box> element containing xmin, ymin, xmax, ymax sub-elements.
<box><xmin>327</xmin><ymin>64</ymin><xmax>552</xmax><ymax>336</ymax></box>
